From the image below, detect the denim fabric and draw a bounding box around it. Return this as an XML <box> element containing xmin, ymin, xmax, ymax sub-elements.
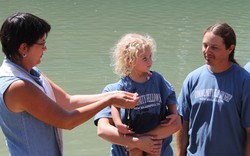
<box><xmin>0</xmin><ymin>58</ymin><xmax>62</xmax><ymax>156</ymax></box>
<box><xmin>0</xmin><ymin>76</ymin><xmax>61</xmax><ymax>156</ymax></box>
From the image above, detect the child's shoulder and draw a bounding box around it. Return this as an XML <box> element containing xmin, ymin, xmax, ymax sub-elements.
<box><xmin>103</xmin><ymin>79</ymin><xmax>124</xmax><ymax>91</ymax></box>
<box><xmin>150</xmin><ymin>71</ymin><xmax>164</xmax><ymax>79</ymax></box>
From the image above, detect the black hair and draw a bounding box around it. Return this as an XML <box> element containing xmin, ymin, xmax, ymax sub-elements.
<box><xmin>0</xmin><ymin>12</ymin><xmax>51</xmax><ymax>59</ymax></box>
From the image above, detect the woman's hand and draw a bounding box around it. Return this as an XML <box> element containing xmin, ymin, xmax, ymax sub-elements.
<box><xmin>111</xmin><ymin>92</ymin><xmax>139</xmax><ymax>109</ymax></box>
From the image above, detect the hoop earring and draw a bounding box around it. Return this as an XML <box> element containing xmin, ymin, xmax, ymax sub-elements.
<box><xmin>22</xmin><ymin>54</ymin><xmax>27</xmax><ymax>58</ymax></box>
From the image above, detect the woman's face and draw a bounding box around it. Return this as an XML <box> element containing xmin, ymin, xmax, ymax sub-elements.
<box><xmin>25</xmin><ymin>34</ymin><xmax>47</xmax><ymax>68</ymax></box>
<box><xmin>202</xmin><ymin>32</ymin><xmax>232</xmax><ymax>68</ymax></box>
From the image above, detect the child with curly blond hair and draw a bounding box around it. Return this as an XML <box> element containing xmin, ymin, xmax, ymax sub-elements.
<box><xmin>110</xmin><ymin>33</ymin><xmax>180</xmax><ymax>156</ymax></box>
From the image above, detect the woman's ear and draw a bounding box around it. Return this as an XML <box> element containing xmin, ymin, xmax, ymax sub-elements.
<box><xmin>18</xmin><ymin>43</ymin><xmax>28</xmax><ymax>55</ymax></box>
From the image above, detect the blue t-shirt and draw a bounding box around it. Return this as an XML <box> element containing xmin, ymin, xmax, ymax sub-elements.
<box><xmin>178</xmin><ymin>64</ymin><xmax>250</xmax><ymax>156</ymax></box>
<box><xmin>244</xmin><ymin>62</ymin><xmax>250</xmax><ymax>72</ymax></box>
<box><xmin>94</xmin><ymin>71</ymin><xmax>177</xmax><ymax>156</ymax></box>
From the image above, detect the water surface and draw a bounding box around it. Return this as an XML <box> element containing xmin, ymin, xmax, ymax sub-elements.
<box><xmin>1</xmin><ymin>0</ymin><xmax>250</xmax><ymax>155</ymax></box>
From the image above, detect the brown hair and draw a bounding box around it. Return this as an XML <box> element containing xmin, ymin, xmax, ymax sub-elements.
<box><xmin>204</xmin><ymin>23</ymin><xmax>238</xmax><ymax>65</ymax></box>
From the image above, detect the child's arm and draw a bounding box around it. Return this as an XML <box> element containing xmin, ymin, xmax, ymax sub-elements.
<box><xmin>111</xmin><ymin>106</ymin><xmax>122</xmax><ymax>127</ymax></box>
<box><xmin>111</xmin><ymin>106</ymin><xmax>132</xmax><ymax>134</ymax></box>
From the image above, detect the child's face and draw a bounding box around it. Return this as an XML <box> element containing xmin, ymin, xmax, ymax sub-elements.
<box><xmin>132</xmin><ymin>46</ymin><xmax>152</xmax><ymax>73</ymax></box>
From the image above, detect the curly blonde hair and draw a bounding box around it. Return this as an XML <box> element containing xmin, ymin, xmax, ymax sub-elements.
<box><xmin>111</xmin><ymin>33</ymin><xmax>156</xmax><ymax>77</ymax></box>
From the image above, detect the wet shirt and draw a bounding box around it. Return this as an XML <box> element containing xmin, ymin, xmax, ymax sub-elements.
<box><xmin>178</xmin><ymin>64</ymin><xmax>250</xmax><ymax>156</ymax></box>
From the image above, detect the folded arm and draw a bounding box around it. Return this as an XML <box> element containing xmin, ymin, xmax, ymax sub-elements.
<box><xmin>97</xmin><ymin>118</ymin><xmax>162</xmax><ymax>154</ymax></box>
<box><xmin>141</xmin><ymin>104</ymin><xmax>182</xmax><ymax>139</ymax></box>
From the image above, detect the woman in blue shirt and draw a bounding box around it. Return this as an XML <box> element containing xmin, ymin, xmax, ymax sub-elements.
<box><xmin>0</xmin><ymin>12</ymin><xmax>139</xmax><ymax>156</ymax></box>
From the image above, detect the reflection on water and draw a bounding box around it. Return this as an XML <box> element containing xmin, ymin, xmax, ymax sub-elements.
<box><xmin>1</xmin><ymin>0</ymin><xmax>250</xmax><ymax>155</ymax></box>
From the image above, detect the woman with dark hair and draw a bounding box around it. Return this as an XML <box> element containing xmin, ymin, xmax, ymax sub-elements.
<box><xmin>0</xmin><ymin>12</ymin><xmax>139</xmax><ymax>156</ymax></box>
<box><xmin>176</xmin><ymin>23</ymin><xmax>250</xmax><ymax>156</ymax></box>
